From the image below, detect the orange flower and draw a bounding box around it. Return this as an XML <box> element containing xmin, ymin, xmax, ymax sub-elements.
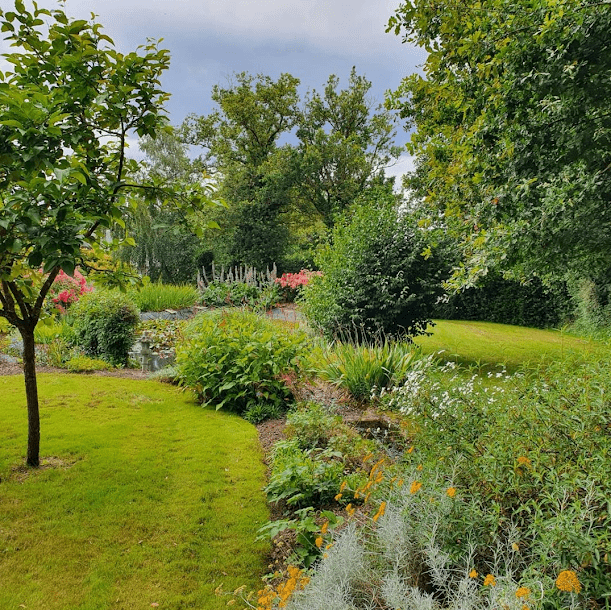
<box><xmin>321</xmin><ymin>521</ymin><xmax>329</xmax><ymax>534</ymax></box>
<box><xmin>556</xmin><ymin>570</ymin><xmax>581</xmax><ymax>593</ymax></box>
<box><xmin>517</xmin><ymin>456</ymin><xmax>531</xmax><ymax>466</ymax></box>
<box><xmin>483</xmin><ymin>574</ymin><xmax>496</xmax><ymax>586</ymax></box>
<box><xmin>410</xmin><ymin>480</ymin><xmax>422</xmax><ymax>494</ymax></box>
<box><xmin>446</xmin><ymin>487</ymin><xmax>457</xmax><ymax>498</ymax></box>
<box><xmin>515</xmin><ymin>587</ymin><xmax>530</xmax><ymax>599</ymax></box>
<box><xmin>469</xmin><ymin>569</ymin><xmax>478</xmax><ymax>578</ymax></box>
<box><xmin>334</xmin><ymin>493</ymin><xmax>343</xmax><ymax>501</ymax></box>
<box><xmin>373</xmin><ymin>501</ymin><xmax>387</xmax><ymax>522</ymax></box>
<box><xmin>315</xmin><ymin>536</ymin><xmax>323</xmax><ymax>548</ymax></box>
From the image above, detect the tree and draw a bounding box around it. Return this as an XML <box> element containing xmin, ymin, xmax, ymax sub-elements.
<box><xmin>183</xmin><ymin>73</ymin><xmax>301</xmax><ymax>269</ymax></box>
<box><xmin>121</xmin><ymin>128</ymin><xmax>217</xmax><ymax>283</ymax></box>
<box><xmin>296</xmin><ymin>67</ymin><xmax>402</xmax><ymax>227</ymax></box>
<box><xmin>0</xmin><ymin>3</ymin><xmax>209</xmax><ymax>466</ymax></box>
<box><xmin>387</xmin><ymin>0</ymin><xmax>611</xmax><ymax>286</ymax></box>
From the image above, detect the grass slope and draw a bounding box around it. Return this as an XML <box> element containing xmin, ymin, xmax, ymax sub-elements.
<box><xmin>414</xmin><ymin>319</ymin><xmax>604</xmax><ymax>372</ymax></box>
<box><xmin>0</xmin><ymin>374</ymin><xmax>268</xmax><ymax>610</ymax></box>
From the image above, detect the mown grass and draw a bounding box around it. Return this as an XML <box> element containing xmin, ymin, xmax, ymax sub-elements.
<box><xmin>0</xmin><ymin>374</ymin><xmax>268</xmax><ymax>610</ymax></box>
<box><xmin>413</xmin><ymin>319</ymin><xmax>605</xmax><ymax>372</ymax></box>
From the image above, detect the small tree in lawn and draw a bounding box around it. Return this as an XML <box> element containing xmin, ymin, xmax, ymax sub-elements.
<box><xmin>0</xmin><ymin>2</ymin><xmax>211</xmax><ymax>467</ymax></box>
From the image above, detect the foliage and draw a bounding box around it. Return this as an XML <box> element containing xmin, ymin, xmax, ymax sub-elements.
<box><xmin>378</xmin><ymin>356</ymin><xmax>611</xmax><ymax>607</ymax></box>
<box><xmin>137</xmin><ymin>318</ymin><xmax>185</xmax><ymax>353</ymax></box>
<box><xmin>0</xmin><ymin>374</ymin><xmax>268</xmax><ymax>609</ymax></box>
<box><xmin>283</xmin><ymin>402</ymin><xmax>343</xmax><ymax>450</ymax></box>
<box><xmin>183</xmin><ymin>72</ymin><xmax>301</xmax><ymax>269</ymax></box>
<box><xmin>310</xmin><ymin>338</ymin><xmax>421</xmax><ymax>401</ymax></box>
<box><xmin>295</xmin><ymin>68</ymin><xmax>402</xmax><ymax>227</ymax></box>
<box><xmin>265</xmin><ymin>438</ymin><xmax>360</xmax><ymax>509</ymax></box>
<box><xmin>127</xmin><ymin>280</ymin><xmax>199</xmax><ymax>312</ymax></box>
<box><xmin>121</xmin><ymin>128</ymin><xmax>222</xmax><ymax>284</ymax></box>
<box><xmin>33</xmin><ymin>317</ymin><xmax>77</xmax><ymax>346</ymax></box>
<box><xmin>64</xmin><ymin>354</ymin><xmax>113</xmax><ymax>373</ymax></box>
<box><xmin>302</xmin><ymin>190</ymin><xmax>449</xmax><ymax>340</ymax></box>
<box><xmin>175</xmin><ymin>310</ymin><xmax>309</xmax><ymax>417</ymax></box>
<box><xmin>200</xmin><ymin>279</ymin><xmax>280</xmax><ymax>311</ymax></box>
<box><xmin>386</xmin><ymin>0</ymin><xmax>611</xmax><ymax>285</ymax></box>
<box><xmin>72</xmin><ymin>290</ymin><xmax>140</xmax><ymax>366</ymax></box>
<box><xmin>434</xmin><ymin>273</ymin><xmax>571</xmax><ymax>329</ymax></box>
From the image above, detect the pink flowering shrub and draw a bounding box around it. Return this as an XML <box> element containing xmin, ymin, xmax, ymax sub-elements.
<box><xmin>49</xmin><ymin>269</ymin><xmax>94</xmax><ymax>314</ymax></box>
<box><xmin>275</xmin><ymin>269</ymin><xmax>322</xmax><ymax>302</ymax></box>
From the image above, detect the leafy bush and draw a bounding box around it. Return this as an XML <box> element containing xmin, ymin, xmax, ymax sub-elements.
<box><xmin>137</xmin><ymin>319</ymin><xmax>185</xmax><ymax>354</ymax></box>
<box><xmin>310</xmin><ymin>338</ymin><xmax>421</xmax><ymax>401</ymax></box>
<box><xmin>378</xmin><ymin>356</ymin><xmax>611</xmax><ymax>607</ymax></box>
<box><xmin>72</xmin><ymin>290</ymin><xmax>140</xmax><ymax>366</ymax></box>
<box><xmin>34</xmin><ymin>318</ymin><xmax>77</xmax><ymax>346</ymax></box>
<box><xmin>65</xmin><ymin>355</ymin><xmax>113</xmax><ymax>373</ymax></box>
<box><xmin>302</xmin><ymin>192</ymin><xmax>448</xmax><ymax>341</ymax></box>
<box><xmin>434</xmin><ymin>272</ymin><xmax>570</xmax><ymax>329</ymax></box>
<box><xmin>127</xmin><ymin>280</ymin><xmax>199</xmax><ymax>312</ymax></box>
<box><xmin>175</xmin><ymin>310</ymin><xmax>309</xmax><ymax>417</ymax></box>
<box><xmin>276</xmin><ymin>269</ymin><xmax>322</xmax><ymax>303</ymax></box>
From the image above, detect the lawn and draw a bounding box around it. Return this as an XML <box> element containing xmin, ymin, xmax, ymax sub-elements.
<box><xmin>413</xmin><ymin>319</ymin><xmax>604</xmax><ymax>372</ymax></box>
<box><xmin>0</xmin><ymin>374</ymin><xmax>269</xmax><ymax>610</ymax></box>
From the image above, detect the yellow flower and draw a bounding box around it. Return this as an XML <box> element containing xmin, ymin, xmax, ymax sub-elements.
<box><xmin>469</xmin><ymin>569</ymin><xmax>478</xmax><ymax>578</ymax></box>
<box><xmin>517</xmin><ymin>456</ymin><xmax>531</xmax><ymax>466</ymax></box>
<box><xmin>363</xmin><ymin>452</ymin><xmax>373</xmax><ymax>462</ymax></box>
<box><xmin>417</xmin><ymin>464</ymin><xmax>423</xmax><ymax>471</ymax></box>
<box><xmin>334</xmin><ymin>493</ymin><xmax>343</xmax><ymax>501</ymax></box>
<box><xmin>556</xmin><ymin>570</ymin><xmax>581</xmax><ymax>593</ymax></box>
<box><xmin>446</xmin><ymin>487</ymin><xmax>457</xmax><ymax>498</ymax></box>
<box><xmin>315</xmin><ymin>536</ymin><xmax>323</xmax><ymax>548</ymax></box>
<box><xmin>512</xmin><ymin>542</ymin><xmax>520</xmax><ymax>551</ymax></box>
<box><xmin>483</xmin><ymin>574</ymin><xmax>496</xmax><ymax>586</ymax></box>
<box><xmin>407</xmin><ymin>446</ymin><xmax>414</xmax><ymax>454</ymax></box>
<box><xmin>410</xmin><ymin>480</ymin><xmax>422</xmax><ymax>494</ymax></box>
<box><xmin>515</xmin><ymin>587</ymin><xmax>530</xmax><ymax>599</ymax></box>
<box><xmin>373</xmin><ymin>501</ymin><xmax>387</xmax><ymax>522</ymax></box>
<box><xmin>345</xmin><ymin>503</ymin><xmax>355</xmax><ymax>516</ymax></box>
<box><xmin>321</xmin><ymin>521</ymin><xmax>329</xmax><ymax>534</ymax></box>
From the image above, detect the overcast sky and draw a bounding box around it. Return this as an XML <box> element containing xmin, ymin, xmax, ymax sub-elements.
<box><xmin>0</xmin><ymin>0</ymin><xmax>426</xmax><ymax>178</ymax></box>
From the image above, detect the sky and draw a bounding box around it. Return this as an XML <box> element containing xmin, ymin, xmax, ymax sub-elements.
<box><xmin>0</xmin><ymin>0</ymin><xmax>427</xmax><ymax>179</ymax></box>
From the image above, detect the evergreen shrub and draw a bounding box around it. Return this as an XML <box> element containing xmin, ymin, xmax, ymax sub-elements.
<box><xmin>302</xmin><ymin>194</ymin><xmax>448</xmax><ymax>341</ymax></box>
<box><xmin>72</xmin><ymin>290</ymin><xmax>140</xmax><ymax>366</ymax></box>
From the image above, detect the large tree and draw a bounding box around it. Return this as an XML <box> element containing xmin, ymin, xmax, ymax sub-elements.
<box><xmin>182</xmin><ymin>73</ymin><xmax>301</xmax><ymax>269</ymax></box>
<box><xmin>387</xmin><ymin>0</ymin><xmax>611</xmax><ymax>285</ymax></box>
<box><xmin>0</xmin><ymin>3</ymin><xmax>211</xmax><ymax>467</ymax></box>
<box><xmin>296</xmin><ymin>67</ymin><xmax>402</xmax><ymax>227</ymax></box>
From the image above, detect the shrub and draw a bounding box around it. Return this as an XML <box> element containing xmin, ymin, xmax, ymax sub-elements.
<box><xmin>65</xmin><ymin>355</ymin><xmax>113</xmax><ymax>373</ymax></box>
<box><xmin>276</xmin><ymin>269</ymin><xmax>322</xmax><ymax>303</ymax></box>
<box><xmin>47</xmin><ymin>268</ymin><xmax>93</xmax><ymax>315</ymax></box>
<box><xmin>175</xmin><ymin>310</ymin><xmax>309</xmax><ymax>417</ymax></box>
<box><xmin>302</xmin><ymin>192</ymin><xmax>449</xmax><ymax>341</ymax></box>
<box><xmin>200</xmin><ymin>279</ymin><xmax>281</xmax><ymax>311</ymax></box>
<box><xmin>72</xmin><ymin>290</ymin><xmax>140</xmax><ymax>366</ymax></box>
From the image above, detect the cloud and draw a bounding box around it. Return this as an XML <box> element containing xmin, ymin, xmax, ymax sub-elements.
<box><xmin>386</xmin><ymin>151</ymin><xmax>415</xmax><ymax>182</ymax></box>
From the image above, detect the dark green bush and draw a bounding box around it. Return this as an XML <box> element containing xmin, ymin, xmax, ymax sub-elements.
<box><xmin>302</xmin><ymin>192</ymin><xmax>449</xmax><ymax>341</ymax></box>
<box><xmin>434</xmin><ymin>273</ymin><xmax>570</xmax><ymax>328</ymax></box>
<box><xmin>72</xmin><ymin>290</ymin><xmax>140</xmax><ymax>366</ymax></box>
<box><xmin>175</xmin><ymin>310</ymin><xmax>309</xmax><ymax>417</ymax></box>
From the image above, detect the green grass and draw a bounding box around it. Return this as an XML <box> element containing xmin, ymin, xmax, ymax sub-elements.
<box><xmin>413</xmin><ymin>319</ymin><xmax>606</xmax><ymax>372</ymax></box>
<box><xmin>0</xmin><ymin>374</ymin><xmax>269</xmax><ymax>610</ymax></box>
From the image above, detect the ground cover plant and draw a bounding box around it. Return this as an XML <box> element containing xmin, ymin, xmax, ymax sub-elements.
<box><xmin>0</xmin><ymin>374</ymin><xmax>269</xmax><ymax>610</ymax></box>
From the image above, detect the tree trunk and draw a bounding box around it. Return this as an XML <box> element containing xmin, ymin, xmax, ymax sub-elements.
<box><xmin>20</xmin><ymin>326</ymin><xmax>40</xmax><ymax>468</ymax></box>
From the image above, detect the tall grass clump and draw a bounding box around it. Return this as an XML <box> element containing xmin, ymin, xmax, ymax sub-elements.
<box><xmin>176</xmin><ymin>310</ymin><xmax>309</xmax><ymax>422</ymax></box>
<box><xmin>310</xmin><ymin>338</ymin><xmax>421</xmax><ymax>401</ymax></box>
<box><xmin>128</xmin><ymin>280</ymin><xmax>199</xmax><ymax>312</ymax></box>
